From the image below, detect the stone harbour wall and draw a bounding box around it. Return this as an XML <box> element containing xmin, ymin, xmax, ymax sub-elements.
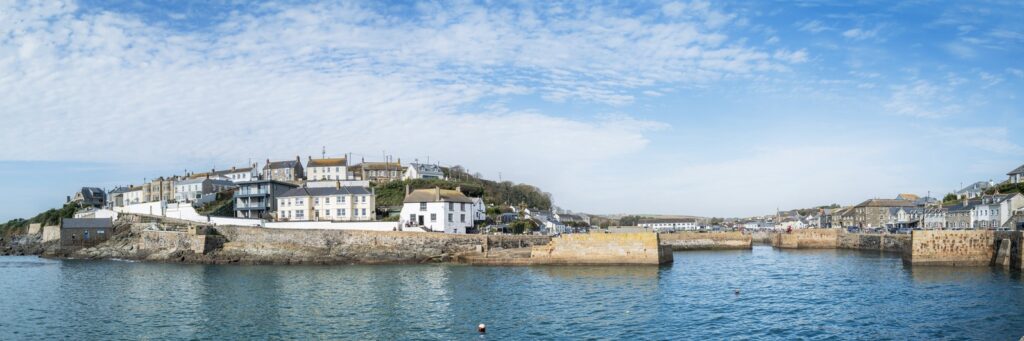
<box><xmin>903</xmin><ymin>230</ymin><xmax>995</xmax><ymax>266</ymax></box>
<box><xmin>41</xmin><ymin>225</ymin><xmax>60</xmax><ymax>243</ymax></box>
<box><xmin>659</xmin><ymin>232</ymin><xmax>752</xmax><ymax>250</ymax></box>
<box><xmin>837</xmin><ymin>233</ymin><xmax>909</xmax><ymax>253</ymax></box>
<box><xmin>209</xmin><ymin>226</ymin><xmax>550</xmax><ymax>264</ymax></box>
<box><xmin>530</xmin><ymin>233</ymin><xmax>672</xmax><ymax>265</ymax></box>
<box><xmin>771</xmin><ymin>229</ymin><xmax>838</xmax><ymax>249</ymax></box>
<box><xmin>139</xmin><ymin>231</ymin><xmax>218</xmax><ymax>255</ymax></box>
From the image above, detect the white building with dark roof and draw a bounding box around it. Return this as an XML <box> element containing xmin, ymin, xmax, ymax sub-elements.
<box><xmin>403</xmin><ymin>163</ymin><xmax>445</xmax><ymax>180</ymax></box>
<box><xmin>1008</xmin><ymin>163</ymin><xmax>1024</xmax><ymax>184</ymax></box>
<box><xmin>306</xmin><ymin>156</ymin><xmax>347</xmax><ymax>181</ymax></box>
<box><xmin>956</xmin><ymin>181</ymin><xmax>994</xmax><ymax>199</ymax></box>
<box><xmin>174</xmin><ymin>178</ymin><xmax>236</xmax><ymax>203</ymax></box>
<box><xmin>70</xmin><ymin>187</ymin><xmax>106</xmax><ymax>208</ymax></box>
<box><xmin>638</xmin><ymin>218</ymin><xmax>697</xmax><ymax>231</ymax></box>
<box><xmin>399</xmin><ymin>186</ymin><xmax>475</xmax><ymax>233</ymax></box>
<box><xmin>276</xmin><ymin>184</ymin><xmax>375</xmax><ymax>222</ymax></box>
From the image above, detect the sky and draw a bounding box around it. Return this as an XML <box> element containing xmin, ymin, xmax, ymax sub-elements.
<box><xmin>1</xmin><ymin>0</ymin><xmax>1022</xmax><ymax>221</ymax></box>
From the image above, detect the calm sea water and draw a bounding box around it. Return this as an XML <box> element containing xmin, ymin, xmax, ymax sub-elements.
<box><xmin>1</xmin><ymin>246</ymin><xmax>1022</xmax><ymax>340</ymax></box>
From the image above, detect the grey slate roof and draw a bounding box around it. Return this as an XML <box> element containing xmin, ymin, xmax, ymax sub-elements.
<box><xmin>265</xmin><ymin>160</ymin><xmax>300</xmax><ymax>170</ymax></box>
<box><xmin>956</xmin><ymin>181</ymin><xmax>991</xmax><ymax>194</ymax></box>
<box><xmin>108</xmin><ymin>186</ymin><xmax>131</xmax><ymax>194</ymax></box>
<box><xmin>1009</xmin><ymin>164</ymin><xmax>1024</xmax><ymax>176</ymax></box>
<box><xmin>80</xmin><ymin>187</ymin><xmax>105</xmax><ymax>201</ymax></box>
<box><xmin>61</xmin><ymin>218</ymin><xmax>113</xmax><ymax>229</ymax></box>
<box><xmin>640</xmin><ymin>218</ymin><xmax>696</xmax><ymax>224</ymax></box>
<box><xmin>409</xmin><ymin>163</ymin><xmax>444</xmax><ymax>175</ymax></box>
<box><xmin>176</xmin><ymin>178</ymin><xmax>236</xmax><ymax>186</ymax></box>
<box><xmin>279</xmin><ymin>186</ymin><xmax>371</xmax><ymax>198</ymax></box>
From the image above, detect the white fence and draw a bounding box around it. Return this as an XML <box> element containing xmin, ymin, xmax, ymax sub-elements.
<box><xmin>115</xmin><ymin>202</ymin><xmax>262</xmax><ymax>227</ymax></box>
<box><xmin>114</xmin><ymin>203</ymin><xmax>407</xmax><ymax>231</ymax></box>
<box><xmin>264</xmin><ymin>221</ymin><xmax>400</xmax><ymax>232</ymax></box>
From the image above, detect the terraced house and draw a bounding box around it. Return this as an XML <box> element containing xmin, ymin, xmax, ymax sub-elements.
<box><xmin>276</xmin><ymin>184</ymin><xmax>375</xmax><ymax>222</ymax></box>
<box><xmin>306</xmin><ymin>156</ymin><xmax>347</xmax><ymax>181</ymax></box>
<box><xmin>349</xmin><ymin>159</ymin><xmax>405</xmax><ymax>182</ymax></box>
<box><xmin>262</xmin><ymin>157</ymin><xmax>305</xmax><ymax>182</ymax></box>
<box><xmin>850</xmin><ymin>199</ymin><xmax>916</xmax><ymax>228</ymax></box>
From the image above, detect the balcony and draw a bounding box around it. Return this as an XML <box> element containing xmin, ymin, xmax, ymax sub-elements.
<box><xmin>236</xmin><ymin>201</ymin><xmax>268</xmax><ymax>210</ymax></box>
<box><xmin>234</xmin><ymin>189</ymin><xmax>269</xmax><ymax>198</ymax></box>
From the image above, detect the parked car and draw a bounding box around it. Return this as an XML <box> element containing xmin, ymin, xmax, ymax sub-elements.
<box><xmin>896</xmin><ymin>228</ymin><xmax>912</xmax><ymax>234</ymax></box>
<box><xmin>846</xmin><ymin>226</ymin><xmax>861</xmax><ymax>233</ymax></box>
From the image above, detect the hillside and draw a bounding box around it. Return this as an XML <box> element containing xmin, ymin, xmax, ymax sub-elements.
<box><xmin>0</xmin><ymin>202</ymin><xmax>80</xmax><ymax>237</ymax></box>
<box><xmin>372</xmin><ymin>169</ymin><xmax>552</xmax><ymax>210</ymax></box>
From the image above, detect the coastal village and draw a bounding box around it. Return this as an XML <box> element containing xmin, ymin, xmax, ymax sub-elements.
<box><xmin>54</xmin><ymin>157</ymin><xmax>1024</xmax><ymax>245</ymax></box>
<box><xmin>53</xmin><ymin>153</ymin><xmax>593</xmax><ymax>244</ymax></box>
<box><xmin>1</xmin><ymin>153</ymin><xmax>1023</xmax><ymax>269</ymax></box>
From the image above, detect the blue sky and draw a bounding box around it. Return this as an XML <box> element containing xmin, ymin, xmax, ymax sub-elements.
<box><xmin>1</xmin><ymin>0</ymin><xmax>1022</xmax><ymax>221</ymax></box>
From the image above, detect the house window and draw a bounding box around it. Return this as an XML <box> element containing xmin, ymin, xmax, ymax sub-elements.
<box><xmin>325</xmin><ymin>209</ymin><xmax>331</xmax><ymax>216</ymax></box>
<box><xmin>325</xmin><ymin>197</ymin><xmax>330</xmax><ymax>204</ymax></box>
<box><xmin>361</xmin><ymin>196</ymin><xmax>366</xmax><ymax>203</ymax></box>
<box><xmin>420</xmin><ymin>203</ymin><xmax>427</xmax><ymax>211</ymax></box>
<box><xmin>409</xmin><ymin>214</ymin><xmax>416</xmax><ymax>222</ymax></box>
<box><xmin>341</xmin><ymin>196</ymin><xmax>346</xmax><ymax>203</ymax></box>
<box><xmin>362</xmin><ymin>208</ymin><xmax>366</xmax><ymax>216</ymax></box>
<box><xmin>337</xmin><ymin>209</ymin><xmax>344</xmax><ymax>216</ymax></box>
<box><xmin>296</xmin><ymin>210</ymin><xmax>304</xmax><ymax>218</ymax></box>
<box><xmin>448</xmin><ymin>214</ymin><xmax>453</xmax><ymax>222</ymax></box>
<box><xmin>449</xmin><ymin>202</ymin><xmax>454</xmax><ymax>211</ymax></box>
<box><xmin>314</xmin><ymin>198</ymin><xmax>319</xmax><ymax>205</ymax></box>
<box><xmin>430</xmin><ymin>213</ymin><xmax>437</xmax><ymax>222</ymax></box>
<box><xmin>461</xmin><ymin>203</ymin><xmax>466</xmax><ymax>211</ymax></box>
<box><xmin>337</xmin><ymin>196</ymin><xmax>343</xmax><ymax>203</ymax></box>
<box><xmin>460</xmin><ymin>214</ymin><xmax>465</xmax><ymax>223</ymax></box>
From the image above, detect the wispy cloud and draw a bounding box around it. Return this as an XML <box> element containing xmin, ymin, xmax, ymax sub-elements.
<box><xmin>841</xmin><ymin>26</ymin><xmax>881</xmax><ymax>40</ymax></box>
<box><xmin>884</xmin><ymin>80</ymin><xmax>962</xmax><ymax>118</ymax></box>
<box><xmin>797</xmin><ymin>20</ymin><xmax>830</xmax><ymax>33</ymax></box>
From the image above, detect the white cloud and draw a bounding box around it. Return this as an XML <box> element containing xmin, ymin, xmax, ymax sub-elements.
<box><xmin>930</xmin><ymin>127</ymin><xmax>1024</xmax><ymax>155</ymax></box>
<box><xmin>773</xmin><ymin>49</ymin><xmax>808</xmax><ymax>63</ymax></box>
<box><xmin>1008</xmin><ymin>68</ymin><xmax>1024</xmax><ymax>78</ymax></box>
<box><xmin>841</xmin><ymin>27</ymin><xmax>880</xmax><ymax>40</ymax></box>
<box><xmin>0</xmin><ymin>0</ymin><xmax>808</xmax><ymax>213</ymax></box>
<box><xmin>797</xmin><ymin>20</ymin><xmax>829</xmax><ymax>33</ymax></box>
<box><xmin>884</xmin><ymin>80</ymin><xmax>962</xmax><ymax>118</ymax></box>
<box><xmin>944</xmin><ymin>41</ymin><xmax>977</xmax><ymax>59</ymax></box>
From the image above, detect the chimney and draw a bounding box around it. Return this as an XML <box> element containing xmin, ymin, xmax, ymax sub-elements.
<box><xmin>405</xmin><ymin>184</ymin><xmax>411</xmax><ymax>196</ymax></box>
<box><xmin>435</xmin><ymin>187</ymin><xmax>441</xmax><ymax>201</ymax></box>
<box><xmin>335</xmin><ymin>180</ymin><xmax>340</xmax><ymax>190</ymax></box>
<box><xmin>231</xmin><ymin>166</ymin><xmax>236</xmax><ymax>171</ymax></box>
<box><xmin>308</xmin><ymin>155</ymin><xmax>312</xmax><ymax>161</ymax></box>
<box><xmin>266</xmin><ymin>158</ymin><xmax>270</xmax><ymax>166</ymax></box>
<box><xmin>296</xmin><ymin>155</ymin><xmax>300</xmax><ymax>162</ymax></box>
<box><xmin>397</xmin><ymin>158</ymin><xmax>401</xmax><ymax>165</ymax></box>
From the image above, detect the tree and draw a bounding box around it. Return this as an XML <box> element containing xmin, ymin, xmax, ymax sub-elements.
<box><xmin>943</xmin><ymin>193</ymin><xmax>958</xmax><ymax>202</ymax></box>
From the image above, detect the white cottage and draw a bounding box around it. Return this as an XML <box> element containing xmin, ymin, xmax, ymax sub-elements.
<box><xmin>399</xmin><ymin>186</ymin><xmax>475</xmax><ymax>234</ymax></box>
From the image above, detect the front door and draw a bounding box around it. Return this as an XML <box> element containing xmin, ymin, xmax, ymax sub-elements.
<box><xmin>418</xmin><ymin>215</ymin><xmax>424</xmax><ymax>226</ymax></box>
